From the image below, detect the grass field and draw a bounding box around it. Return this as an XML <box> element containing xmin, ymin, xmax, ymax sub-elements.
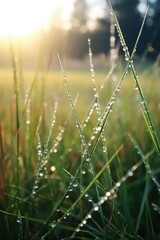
<box><xmin>0</xmin><ymin>61</ymin><xmax>160</xmax><ymax>239</ymax></box>
<box><xmin>0</xmin><ymin>3</ymin><xmax>160</xmax><ymax>239</ymax></box>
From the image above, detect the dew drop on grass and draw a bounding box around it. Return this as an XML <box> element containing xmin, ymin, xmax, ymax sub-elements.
<box><xmin>91</xmin><ymin>135</ymin><xmax>95</xmax><ymax>140</ymax></box>
<box><xmin>17</xmin><ymin>217</ymin><xmax>21</xmax><ymax>223</ymax></box>
<box><xmin>94</xmin><ymin>206</ymin><xmax>99</xmax><ymax>211</ymax></box>
<box><xmin>94</xmin><ymin>102</ymin><xmax>98</xmax><ymax>107</ymax></box>
<box><xmin>134</xmin><ymin>85</ymin><xmax>138</xmax><ymax>91</ymax></box>
<box><xmin>116</xmin><ymin>87</ymin><xmax>120</xmax><ymax>92</ymax></box>
<box><xmin>73</xmin><ymin>182</ymin><xmax>78</xmax><ymax>188</ymax></box>
<box><xmin>127</xmin><ymin>170</ymin><xmax>133</xmax><ymax>177</ymax></box>
<box><xmin>32</xmin><ymin>190</ymin><xmax>36</xmax><ymax>196</ymax></box>
<box><xmin>98</xmin><ymin>198</ymin><xmax>105</xmax><ymax>205</ymax></box>
<box><xmin>96</xmin><ymin>126</ymin><xmax>101</xmax><ymax>132</ymax></box>
<box><xmin>26</xmin><ymin>120</ymin><xmax>30</xmax><ymax>125</ymax></box>
<box><xmin>106</xmin><ymin>192</ymin><xmax>111</xmax><ymax>197</ymax></box>
<box><xmin>116</xmin><ymin>182</ymin><xmax>121</xmax><ymax>187</ymax></box>
<box><xmin>82</xmin><ymin>170</ymin><xmax>86</xmax><ymax>175</ymax></box>
<box><xmin>50</xmin><ymin>222</ymin><xmax>56</xmax><ymax>228</ymax></box>
<box><xmin>82</xmin><ymin>220</ymin><xmax>87</xmax><ymax>224</ymax></box>
<box><xmin>39</xmin><ymin>172</ymin><xmax>43</xmax><ymax>177</ymax></box>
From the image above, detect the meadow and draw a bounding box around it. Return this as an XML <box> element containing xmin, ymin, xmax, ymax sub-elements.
<box><xmin>0</xmin><ymin>4</ymin><xmax>160</xmax><ymax>240</ymax></box>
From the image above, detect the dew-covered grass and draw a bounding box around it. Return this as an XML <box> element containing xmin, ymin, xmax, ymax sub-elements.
<box><xmin>0</xmin><ymin>2</ymin><xmax>160</xmax><ymax>239</ymax></box>
<box><xmin>0</xmin><ymin>61</ymin><xmax>160</xmax><ymax>239</ymax></box>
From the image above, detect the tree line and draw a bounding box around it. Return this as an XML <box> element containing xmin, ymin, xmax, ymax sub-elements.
<box><xmin>47</xmin><ymin>0</ymin><xmax>160</xmax><ymax>61</ymax></box>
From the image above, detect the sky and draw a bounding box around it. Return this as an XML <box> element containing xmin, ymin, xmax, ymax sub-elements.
<box><xmin>0</xmin><ymin>0</ymin><xmax>75</xmax><ymax>37</ymax></box>
<box><xmin>0</xmin><ymin>0</ymin><xmax>157</xmax><ymax>37</ymax></box>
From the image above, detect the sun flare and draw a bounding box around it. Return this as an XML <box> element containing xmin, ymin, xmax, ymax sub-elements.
<box><xmin>0</xmin><ymin>0</ymin><xmax>72</xmax><ymax>37</ymax></box>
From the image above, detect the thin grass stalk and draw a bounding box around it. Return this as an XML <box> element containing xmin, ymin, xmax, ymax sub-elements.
<box><xmin>9</xmin><ymin>36</ymin><xmax>20</xmax><ymax>207</ymax></box>
<box><xmin>129</xmin><ymin>134</ymin><xmax>160</xmax><ymax>192</ymax></box>
<box><xmin>88</xmin><ymin>38</ymin><xmax>110</xmax><ymax>227</ymax></box>
<box><xmin>136</xmin><ymin>171</ymin><xmax>149</xmax><ymax>234</ymax></box>
<box><xmin>31</xmin><ymin>102</ymin><xmax>57</xmax><ymax>198</ymax></box>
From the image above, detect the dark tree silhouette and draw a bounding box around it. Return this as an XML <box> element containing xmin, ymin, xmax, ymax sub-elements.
<box><xmin>109</xmin><ymin>0</ymin><xmax>160</xmax><ymax>58</ymax></box>
<box><xmin>111</xmin><ymin>0</ymin><xmax>141</xmax><ymax>53</ymax></box>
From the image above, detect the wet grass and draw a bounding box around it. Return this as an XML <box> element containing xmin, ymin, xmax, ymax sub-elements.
<box><xmin>0</xmin><ymin>3</ymin><xmax>160</xmax><ymax>239</ymax></box>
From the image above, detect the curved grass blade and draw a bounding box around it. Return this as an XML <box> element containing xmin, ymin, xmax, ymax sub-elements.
<box><xmin>107</xmin><ymin>0</ymin><xmax>160</xmax><ymax>156</ymax></box>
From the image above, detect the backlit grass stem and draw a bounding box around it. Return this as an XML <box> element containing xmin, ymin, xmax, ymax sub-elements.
<box><xmin>9</xmin><ymin>36</ymin><xmax>20</xmax><ymax>207</ymax></box>
<box><xmin>107</xmin><ymin>0</ymin><xmax>160</xmax><ymax>155</ymax></box>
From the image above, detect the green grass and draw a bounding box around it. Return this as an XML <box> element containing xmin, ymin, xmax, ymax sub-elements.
<box><xmin>0</xmin><ymin>4</ymin><xmax>160</xmax><ymax>239</ymax></box>
<box><xmin>0</xmin><ymin>64</ymin><xmax>160</xmax><ymax>239</ymax></box>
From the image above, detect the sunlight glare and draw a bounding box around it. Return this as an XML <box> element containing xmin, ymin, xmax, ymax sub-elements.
<box><xmin>0</xmin><ymin>0</ymin><xmax>72</xmax><ymax>37</ymax></box>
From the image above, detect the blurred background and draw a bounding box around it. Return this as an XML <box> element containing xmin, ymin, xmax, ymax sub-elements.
<box><xmin>0</xmin><ymin>0</ymin><xmax>160</xmax><ymax>69</ymax></box>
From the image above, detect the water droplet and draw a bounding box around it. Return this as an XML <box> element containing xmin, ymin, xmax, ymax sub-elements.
<box><xmin>73</xmin><ymin>182</ymin><xmax>78</xmax><ymax>188</ymax></box>
<box><xmin>51</xmin><ymin>166</ymin><xmax>56</xmax><ymax>172</ymax></box>
<box><xmin>106</xmin><ymin>192</ymin><xmax>111</xmax><ymax>197</ymax></box>
<box><xmin>127</xmin><ymin>170</ymin><xmax>133</xmax><ymax>177</ymax></box>
<box><xmin>82</xmin><ymin>170</ymin><xmax>86</xmax><ymax>175</ymax></box>
<box><xmin>17</xmin><ymin>218</ymin><xmax>21</xmax><ymax>223</ymax></box>
<box><xmin>91</xmin><ymin>136</ymin><xmax>95</xmax><ymax>140</ymax></box>
<box><xmin>96</xmin><ymin>126</ymin><xmax>101</xmax><ymax>132</ymax></box>
<box><xmin>98</xmin><ymin>198</ymin><xmax>105</xmax><ymax>205</ymax></box>
<box><xmin>134</xmin><ymin>85</ymin><xmax>138</xmax><ymax>91</ymax></box>
<box><xmin>83</xmin><ymin>220</ymin><xmax>87</xmax><ymax>224</ymax></box>
<box><xmin>39</xmin><ymin>172</ymin><xmax>43</xmax><ymax>177</ymax></box>
<box><xmin>50</xmin><ymin>222</ymin><xmax>56</xmax><ymax>228</ymax></box>
<box><xmin>88</xmin><ymin>198</ymin><xmax>93</xmax><ymax>202</ymax></box>
<box><xmin>94</xmin><ymin>206</ymin><xmax>99</xmax><ymax>211</ymax></box>
<box><xmin>116</xmin><ymin>182</ymin><xmax>121</xmax><ymax>187</ymax></box>
<box><xmin>26</xmin><ymin>120</ymin><xmax>30</xmax><ymax>125</ymax></box>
